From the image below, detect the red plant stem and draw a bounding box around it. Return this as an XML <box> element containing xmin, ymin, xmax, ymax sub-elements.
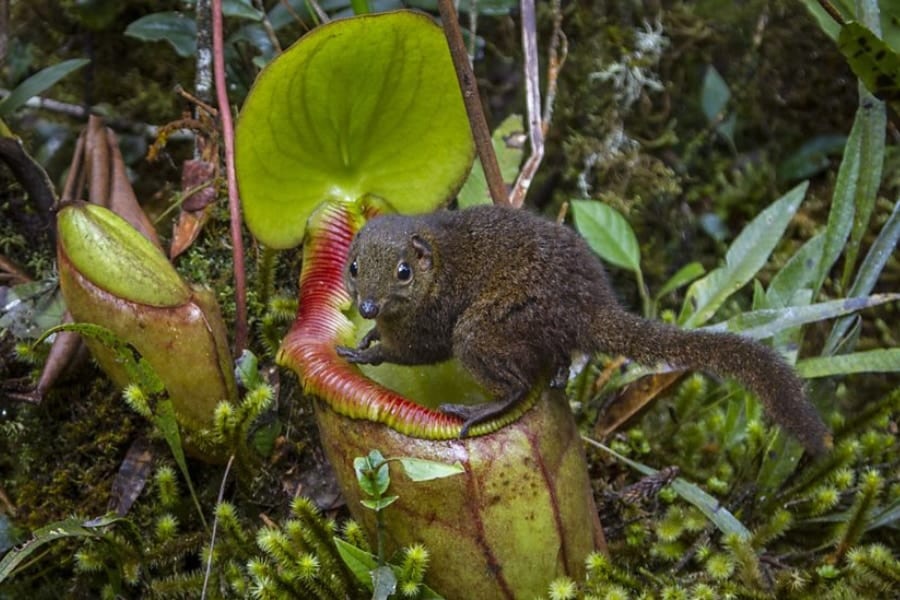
<box><xmin>211</xmin><ymin>0</ymin><xmax>248</xmax><ymax>354</ymax></box>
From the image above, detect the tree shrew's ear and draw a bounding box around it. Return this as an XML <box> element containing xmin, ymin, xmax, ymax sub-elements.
<box><xmin>410</xmin><ymin>234</ymin><xmax>433</xmax><ymax>270</ymax></box>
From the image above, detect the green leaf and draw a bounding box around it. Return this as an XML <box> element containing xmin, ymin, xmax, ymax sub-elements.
<box><xmin>396</xmin><ymin>457</ymin><xmax>464</xmax><ymax>482</ymax></box>
<box><xmin>653</xmin><ymin>262</ymin><xmax>705</xmax><ymax>301</ymax></box>
<box><xmin>223</xmin><ymin>0</ymin><xmax>264</xmax><ymax>21</ymax></box>
<box><xmin>585</xmin><ymin>437</ymin><xmax>750</xmax><ymax>539</ymax></box>
<box><xmin>681</xmin><ymin>182</ymin><xmax>807</xmax><ymax>327</ymax></box>
<box><xmin>838</xmin><ymin>21</ymin><xmax>900</xmax><ymax>106</ymax></box>
<box><xmin>571</xmin><ymin>200</ymin><xmax>641</xmax><ymax>272</ymax></box>
<box><xmin>235</xmin><ymin>11</ymin><xmax>474</xmax><ymax>249</ymax></box>
<box><xmin>371</xmin><ymin>565</ymin><xmax>397</xmax><ymax>600</ymax></box>
<box><xmin>814</xmin><ymin>109</ymin><xmax>862</xmax><ymax>294</ymax></box>
<box><xmin>841</xmin><ymin>102</ymin><xmax>886</xmax><ymax>288</ymax></box>
<box><xmin>334</xmin><ymin>537</ymin><xmax>378</xmax><ymax>590</ymax></box>
<box><xmin>0</xmin><ymin>515</ymin><xmax>122</xmax><ymax>582</ymax></box>
<box><xmin>777</xmin><ymin>135</ymin><xmax>847</xmax><ymax>183</ymax></box>
<box><xmin>700</xmin><ymin>65</ymin><xmax>730</xmax><ymax>123</ymax></box>
<box><xmin>797</xmin><ymin>348</ymin><xmax>900</xmax><ymax>378</ymax></box>
<box><xmin>825</xmin><ymin>200</ymin><xmax>900</xmax><ymax>353</ymax></box>
<box><xmin>0</xmin><ymin>58</ymin><xmax>90</xmax><ymax>117</ymax></box>
<box><xmin>124</xmin><ymin>12</ymin><xmax>197</xmax><ymax>57</ymax></box>
<box><xmin>705</xmin><ymin>293</ymin><xmax>899</xmax><ymax>340</ymax></box>
<box><xmin>153</xmin><ymin>399</ymin><xmax>207</xmax><ymax>529</ymax></box>
<box><xmin>457</xmin><ymin>114</ymin><xmax>525</xmax><ymax>208</ymax></box>
<box><xmin>766</xmin><ymin>234</ymin><xmax>824</xmax><ymax>308</ymax></box>
<box><xmin>361</xmin><ymin>496</ymin><xmax>399</xmax><ymax>511</ymax></box>
<box><xmin>234</xmin><ymin>348</ymin><xmax>263</xmax><ymax>390</ymax></box>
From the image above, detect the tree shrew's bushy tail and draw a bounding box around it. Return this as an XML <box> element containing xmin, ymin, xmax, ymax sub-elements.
<box><xmin>594</xmin><ymin>311</ymin><xmax>832</xmax><ymax>455</ymax></box>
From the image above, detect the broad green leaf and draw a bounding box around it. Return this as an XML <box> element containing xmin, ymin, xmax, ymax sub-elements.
<box><xmin>124</xmin><ymin>12</ymin><xmax>197</xmax><ymax>57</ymax></box>
<box><xmin>653</xmin><ymin>262</ymin><xmax>705</xmax><ymax>301</ymax></box>
<box><xmin>704</xmin><ymin>293</ymin><xmax>899</xmax><ymax>340</ymax></box>
<box><xmin>0</xmin><ymin>515</ymin><xmax>122</xmax><ymax>582</ymax></box>
<box><xmin>571</xmin><ymin>200</ymin><xmax>641</xmax><ymax>272</ymax></box>
<box><xmin>334</xmin><ymin>538</ymin><xmax>445</xmax><ymax>598</ymax></box>
<box><xmin>814</xmin><ymin>103</ymin><xmax>863</xmax><ymax>295</ymax></box>
<box><xmin>700</xmin><ymin>65</ymin><xmax>730</xmax><ymax>123</ymax></box>
<box><xmin>223</xmin><ymin>0</ymin><xmax>264</xmax><ymax>21</ymax></box>
<box><xmin>396</xmin><ymin>457</ymin><xmax>464</xmax><ymax>482</ymax></box>
<box><xmin>334</xmin><ymin>537</ymin><xmax>378</xmax><ymax>588</ymax></box>
<box><xmin>235</xmin><ymin>11</ymin><xmax>474</xmax><ymax>249</ymax></box>
<box><xmin>0</xmin><ymin>58</ymin><xmax>89</xmax><ymax>117</ymax></box>
<box><xmin>797</xmin><ymin>348</ymin><xmax>900</xmax><ymax>378</ymax></box>
<box><xmin>584</xmin><ymin>437</ymin><xmax>750</xmax><ymax>539</ymax></box>
<box><xmin>457</xmin><ymin>114</ymin><xmax>525</xmax><ymax>208</ymax></box>
<box><xmin>681</xmin><ymin>182</ymin><xmax>807</xmax><ymax>328</ymax></box>
<box><xmin>234</xmin><ymin>348</ymin><xmax>263</xmax><ymax>390</ymax></box>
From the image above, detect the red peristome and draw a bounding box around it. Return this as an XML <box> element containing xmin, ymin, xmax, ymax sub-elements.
<box><xmin>278</xmin><ymin>200</ymin><xmax>464</xmax><ymax>439</ymax></box>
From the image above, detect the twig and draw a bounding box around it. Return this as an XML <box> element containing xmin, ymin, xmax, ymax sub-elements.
<box><xmin>816</xmin><ymin>0</ymin><xmax>847</xmax><ymax>25</ymax></box>
<box><xmin>437</xmin><ymin>0</ymin><xmax>509</xmax><ymax>206</ymax></box>
<box><xmin>508</xmin><ymin>0</ymin><xmax>544</xmax><ymax>208</ymax></box>
<box><xmin>307</xmin><ymin>0</ymin><xmax>329</xmax><ymax>25</ymax></box>
<box><xmin>212</xmin><ymin>0</ymin><xmax>249</xmax><ymax>355</ymax></box>
<box><xmin>0</xmin><ymin>91</ymin><xmax>194</xmax><ymax>141</ymax></box>
<box><xmin>254</xmin><ymin>0</ymin><xmax>283</xmax><ymax>54</ymax></box>
<box><xmin>542</xmin><ymin>0</ymin><xmax>567</xmax><ymax>132</ymax></box>
<box><xmin>200</xmin><ymin>454</ymin><xmax>235</xmax><ymax>600</ymax></box>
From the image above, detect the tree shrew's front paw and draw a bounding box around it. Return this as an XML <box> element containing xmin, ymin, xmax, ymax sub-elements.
<box><xmin>336</xmin><ymin>345</ymin><xmax>382</xmax><ymax>365</ymax></box>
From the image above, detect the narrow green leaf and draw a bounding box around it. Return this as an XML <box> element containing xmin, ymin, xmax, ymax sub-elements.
<box><xmin>704</xmin><ymin>293</ymin><xmax>900</xmax><ymax>340</ymax></box>
<box><xmin>396</xmin><ymin>457</ymin><xmax>464</xmax><ymax>482</ymax></box>
<box><xmin>571</xmin><ymin>200</ymin><xmax>641</xmax><ymax>272</ymax></box>
<box><xmin>814</xmin><ymin>112</ymin><xmax>862</xmax><ymax>295</ymax></box>
<box><xmin>583</xmin><ymin>437</ymin><xmax>750</xmax><ymax>539</ymax></box>
<box><xmin>124</xmin><ymin>12</ymin><xmax>197</xmax><ymax>57</ymax></box>
<box><xmin>797</xmin><ymin>348</ymin><xmax>900</xmax><ymax>378</ymax></box>
<box><xmin>153</xmin><ymin>399</ymin><xmax>207</xmax><ymax>529</ymax></box>
<box><xmin>0</xmin><ymin>58</ymin><xmax>90</xmax><ymax>117</ymax></box>
<box><xmin>0</xmin><ymin>515</ymin><xmax>121</xmax><ymax>582</ymax></box>
<box><xmin>826</xmin><ymin>199</ymin><xmax>900</xmax><ymax>354</ymax></box>
<box><xmin>681</xmin><ymin>182</ymin><xmax>807</xmax><ymax>327</ymax></box>
<box><xmin>701</xmin><ymin>65</ymin><xmax>730</xmax><ymax>123</ymax></box>
<box><xmin>841</xmin><ymin>93</ymin><xmax>885</xmax><ymax>288</ymax></box>
<box><xmin>766</xmin><ymin>234</ymin><xmax>824</xmax><ymax>308</ymax></box>
<box><xmin>653</xmin><ymin>262</ymin><xmax>705</xmax><ymax>301</ymax></box>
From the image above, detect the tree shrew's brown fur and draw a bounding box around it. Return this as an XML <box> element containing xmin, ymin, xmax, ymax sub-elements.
<box><xmin>336</xmin><ymin>204</ymin><xmax>831</xmax><ymax>455</ymax></box>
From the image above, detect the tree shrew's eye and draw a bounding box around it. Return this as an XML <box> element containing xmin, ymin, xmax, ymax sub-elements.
<box><xmin>349</xmin><ymin>259</ymin><xmax>358</xmax><ymax>278</ymax></box>
<box><xmin>397</xmin><ymin>261</ymin><xmax>412</xmax><ymax>281</ymax></box>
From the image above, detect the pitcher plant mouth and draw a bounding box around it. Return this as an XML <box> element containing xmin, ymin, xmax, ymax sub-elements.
<box><xmin>276</xmin><ymin>198</ymin><xmax>541</xmax><ymax>440</ymax></box>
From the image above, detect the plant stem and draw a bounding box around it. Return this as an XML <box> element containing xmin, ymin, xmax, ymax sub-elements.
<box><xmin>436</xmin><ymin>0</ymin><xmax>509</xmax><ymax>206</ymax></box>
<box><xmin>211</xmin><ymin>0</ymin><xmax>249</xmax><ymax>355</ymax></box>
